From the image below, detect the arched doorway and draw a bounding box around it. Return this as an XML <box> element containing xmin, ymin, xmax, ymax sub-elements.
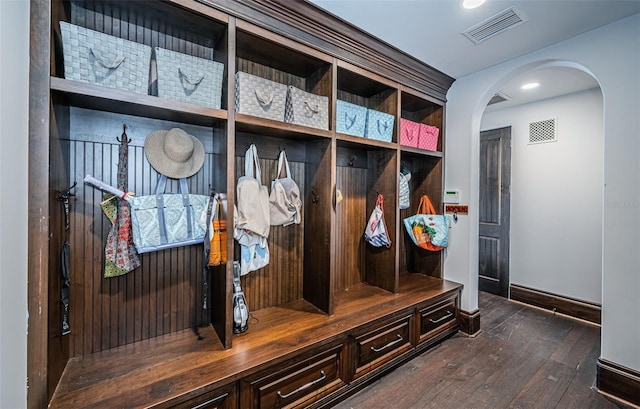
<box><xmin>477</xmin><ymin>62</ymin><xmax>604</xmax><ymax>320</ymax></box>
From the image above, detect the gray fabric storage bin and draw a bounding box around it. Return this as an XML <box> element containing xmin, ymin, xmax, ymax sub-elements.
<box><xmin>155</xmin><ymin>47</ymin><xmax>224</xmax><ymax>108</ymax></box>
<box><xmin>284</xmin><ymin>86</ymin><xmax>329</xmax><ymax>130</ymax></box>
<box><xmin>59</xmin><ymin>21</ymin><xmax>151</xmax><ymax>94</ymax></box>
<box><xmin>235</xmin><ymin>72</ymin><xmax>288</xmax><ymax>122</ymax></box>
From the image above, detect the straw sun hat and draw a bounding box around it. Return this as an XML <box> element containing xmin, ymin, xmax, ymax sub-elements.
<box><xmin>144</xmin><ymin>128</ymin><xmax>205</xmax><ymax>179</ymax></box>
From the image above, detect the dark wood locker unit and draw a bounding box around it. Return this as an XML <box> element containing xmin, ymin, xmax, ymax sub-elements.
<box><xmin>28</xmin><ymin>0</ymin><xmax>460</xmax><ymax>408</ymax></box>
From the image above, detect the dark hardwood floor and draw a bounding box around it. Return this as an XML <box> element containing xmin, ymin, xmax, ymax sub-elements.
<box><xmin>334</xmin><ymin>291</ymin><xmax>629</xmax><ymax>409</ymax></box>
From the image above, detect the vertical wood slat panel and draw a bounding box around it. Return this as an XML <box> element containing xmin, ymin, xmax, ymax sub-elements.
<box><xmin>68</xmin><ymin>138</ymin><xmax>216</xmax><ymax>355</ymax></box>
<box><xmin>70</xmin><ymin>1</ymin><xmax>219</xmax><ymax>57</ymax></box>
<box><xmin>234</xmin><ymin>155</ymin><xmax>305</xmax><ymax>311</ymax></box>
<box><xmin>335</xmin><ymin>166</ymin><xmax>367</xmax><ymax>290</ymax></box>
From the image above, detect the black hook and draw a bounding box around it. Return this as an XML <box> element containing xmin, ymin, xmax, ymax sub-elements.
<box><xmin>58</xmin><ymin>181</ymin><xmax>77</xmax><ymax>231</ymax></box>
<box><xmin>117</xmin><ymin>123</ymin><xmax>131</xmax><ymax>144</ymax></box>
<box><xmin>311</xmin><ymin>190</ymin><xmax>319</xmax><ymax>204</ymax></box>
<box><xmin>348</xmin><ymin>156</ymin><xmax>356</xmax><ymax>167</ymax></box>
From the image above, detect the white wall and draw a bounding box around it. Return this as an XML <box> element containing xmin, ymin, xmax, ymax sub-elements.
<box><xmin>445</xmin><ymin>14</ymin><xmax>640</xmax><ymax>372</ymax></box>
<box><xmin>0</xmin><ymin>0</ymin><xmax>30</xmax><ymax>407</ymax></box>
<box><xmin>481</xmin><ymin>88</ymin><xmax>603</xmax><ymax>304</ymax></box>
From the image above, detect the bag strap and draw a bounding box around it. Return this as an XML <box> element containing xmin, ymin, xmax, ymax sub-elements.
<box><xmin>61</xmin><ymin>241</ymin><xmax>71</xmax><ymax>335</ymax></box>
<box><xmin>277</xmin><ymin>151</ymin><xmax>292</xmax><ymax>179</ymax></box>
<box><xmin>377</xmin><ymin>193</ymin><xmax>392</xmax><ymax>248</ymax></box>
<box><xmin>154</xmin><ymin>175</ymin><xmax>194</xmax><ymax>246</ymax></box>
<box><xmin>244</xmin><ymin>144</ymin><xmax>261</xmax><ymax>181</ymax></box>
<box><xmin>202</xmin><ymin>192</ymin><xmax>217</xmax><ymax>310</ymax></box>
<box><xmin>417</xmin><ymin>195</ymin><xmax>437</xmax><ymax>215</ymax></box>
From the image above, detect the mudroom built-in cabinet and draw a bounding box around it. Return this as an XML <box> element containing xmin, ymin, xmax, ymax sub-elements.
<box><xmin>28</xmin><ymin>0</ymin><xmax>462</xmax><ymax>408</ymax></box>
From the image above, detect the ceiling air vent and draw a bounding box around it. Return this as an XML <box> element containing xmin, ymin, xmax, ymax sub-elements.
<box><xmin>463</xmin><ymin>6</ymin><xmax>527</xmax><ymax>44</ymax></box>
<box><xmin>487</xmin><ymin>92</ymin><xmax>511</xmax><ymax>106</ymax></box>
<box><xmin>529</xmin><ymin>118</ymin><xmax>557</xmax><ymax>144</ymax></box>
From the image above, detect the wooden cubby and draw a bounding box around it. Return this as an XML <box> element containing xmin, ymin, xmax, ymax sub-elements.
<box><xmin>335</xmin><ymin>142</ymin><xmax>398</xmax><ymax>294</ymax></box>
<box><xmin>401</xmin><ymin>88</ymin><xmax>445</xmax><ymax>152</ymax></box>
<box><xmin>336</xmin><ymin>64</ymin><xmax>398</xmax><ymax>145</ymax></box>
<box><xmin>30</xmin><ymin>0</ymin><xmax>460</xmax><ymax>407</ymax></box>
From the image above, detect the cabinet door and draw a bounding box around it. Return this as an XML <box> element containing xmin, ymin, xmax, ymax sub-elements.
<box><xmin>351</xmin><ymin>314</ymin><xmax>413</xmax><ymax>381</ymax></box>
<box><xmin>241</xmin><ymin>343</ymin><xmax>346</xmax><ymax>408</ymax></box>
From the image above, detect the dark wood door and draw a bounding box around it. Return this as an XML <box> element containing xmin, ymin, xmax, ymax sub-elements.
<box><xmin>479</xmin><ymin>127</ymin><xmax>511</xmax><ymax>297</ymax></box>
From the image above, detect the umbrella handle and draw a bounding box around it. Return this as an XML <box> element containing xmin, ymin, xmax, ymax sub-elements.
<box><xmin>83</xmin><ymin>175</ymin><xmax>127</xmax><ymax>199</ymax></box>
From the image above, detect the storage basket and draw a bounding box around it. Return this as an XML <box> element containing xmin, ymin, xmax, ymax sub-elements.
<box><xmin>365</xmin><ymin>109</ymin><xmax>394</xmax><ymax>142</ymax></box>
<box><xmin>235</xmin><ymin>71</ymin><xmax>288</xmax><ymax>122</ymax></box>
<box><xmin>284</xmin><ymin>86</ymin><xmax>329</xmax><ymax>130</ymax></box>
<box><xmin>155</xmin><ymin>47</ymin><xmax>224</xmax><ymax>108</ymax></box>
<box><xmin>59</xmin><ymin>21</ymin><xmax>151</xmax><ymax>94</ymax></box>
<box><xmin>336</xmin><ymin>100</ymin><xmax>367</xmax><ymax>137</ymax></box>
<box><xmin>418</xmin><ymin>124</ymin><xmax>440</xmax><ymax>151</ymax></box>
<box><xmin>400</xmin><ymin>118</ymin><xmax>421</xmax><ymax>147</ymax></box>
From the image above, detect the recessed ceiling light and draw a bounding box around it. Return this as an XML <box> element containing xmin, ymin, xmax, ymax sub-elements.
<box><xmin>462</xmin><ymin>0</ymin><xmax>486</xmax><ymax>9</ymax></box>
<box><xmin>521</xmin><ymin>82</ymin><xmax>540</xmax><ymax>90</ymax></box>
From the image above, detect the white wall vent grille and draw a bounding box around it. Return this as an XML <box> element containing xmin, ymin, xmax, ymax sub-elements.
<box><xmin>462</xmin><ymin>6</ymin><xmax>527</xmax><ymax>44</ymax></box>
<box><xmin>488</xmin><ymin>92</ymin><xmax>511</xmax><ymax>105</ymax></box>
<box><xmin>529</xmin><ymin>118</ymin><xmax>557</xmax><ymax>144</ymax></box>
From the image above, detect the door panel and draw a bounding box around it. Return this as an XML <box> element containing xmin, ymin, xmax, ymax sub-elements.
<box><xmin>479</xmin><ymin>127</ymin><xmax>511</xmax><ymax>297</ymax></box>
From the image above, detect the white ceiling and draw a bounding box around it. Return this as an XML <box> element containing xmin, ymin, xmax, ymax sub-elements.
<box><xmin>310</xmin><ymin>0</ymin><xmax>640</xmax><ymax>109</ymax></box>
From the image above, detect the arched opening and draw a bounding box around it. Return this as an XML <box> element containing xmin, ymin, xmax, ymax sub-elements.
<box><xmin>475</xmin><ymin>60</ymin><xmax>604</xmax><ymax>318</ymax></box>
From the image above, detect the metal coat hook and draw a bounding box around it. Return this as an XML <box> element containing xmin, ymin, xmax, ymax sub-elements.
<box><xmin>58</xmin><ymin>181</ymin><xmax>77</xmax><ymax>231</ymax></box>
<box><xmin>117</xmin><ymin>124</ymin><xmax>131</xmax><ymax>144</ymax></box>
<box><xmin>348</xmin><ymin>156</ymin><xmax>356</xmax><ymax>167</ymax></box>
<box><xmin>311</xmin><ymin>190</ymin><xmax>319</xmax><ymax>203</ymax></box>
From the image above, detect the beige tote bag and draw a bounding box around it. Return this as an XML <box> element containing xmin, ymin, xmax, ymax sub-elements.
<box><xmin>236</xmin><ymin>144</ymin><xmax>270</xmax><ymax>238</ymax></box>
<box><xmin>269</xmin><ymin>151</ymin><xmax>302</xmax><ymax>226</ymax></box>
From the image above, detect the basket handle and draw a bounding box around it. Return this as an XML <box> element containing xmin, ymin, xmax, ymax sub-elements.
<box><xmin>377</xmin><ymin>119</ymin><xmax>389</xmax><ymax>136</ymax></box>
<box><xmin>404</xmin><ymin>126</ymin><xmax>416</xmax><ymax>141</ymax></box>
<box><xmin>90</xmin><ymin>48</ymin><xmax>125</xmax><ymax>69</ymax></box>
<box><xmin>303</xmin><ymin>101</ymin><xmax>320</xmax><ymax>117</ymax></box>
<box><xmin>254</xmin><ymin>89</ymin><xmax>274</xmax><ymax>107</ymax></box>
<box><xmin>345</xmin><ymin>112</ymin><xmax>357</xmax><ymax>129</ymax></box>
<box><xmin>178</xmin><ymin>68</ymin><xmax>205</xmax><ymax>86</ymax></box>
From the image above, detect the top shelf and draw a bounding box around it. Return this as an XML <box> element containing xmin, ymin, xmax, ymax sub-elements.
<box><xmin>50</xmin><ymin>77</ymin><xmax>227</xmax><ymax>127</ymax></box>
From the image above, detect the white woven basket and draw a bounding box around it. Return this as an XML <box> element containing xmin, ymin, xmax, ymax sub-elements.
<box><xmin>235</xmin><ymin>72</ymin><xmax>288</xmax><ymax>122</ymax></box>
<box><xmin>59</xmin><ymin>21</ymin><xmax>151</xmax><ymax>94</ymax></box>
<box><xmin>284</xmin><ymin>86</ymin><xmax>329</xmax><ymax>130</ymax></box>
<box><xmin>155</xmin><ymin>47</ymin><xmax>224</xmax><ymax>108</ymax></box>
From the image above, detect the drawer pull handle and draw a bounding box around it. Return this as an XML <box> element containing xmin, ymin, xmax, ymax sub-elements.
<box><xmin>429</xmin><ymin>311</ymin><xmax>453</xmax><ymax>324</ymax></box>
<box><xmin>190</xmin><ymin>392</ymin><xmax>228</xmax><ymax>409</ymax></box>
<box><xmin>371</xmin><ymin>334</ymin><xmax>404</xmax><ymax>353</ymax></box>
<box><xmin>277</xmin><ymin>370</ymin><xmax>327</xmax><ymax>400</ymax></box>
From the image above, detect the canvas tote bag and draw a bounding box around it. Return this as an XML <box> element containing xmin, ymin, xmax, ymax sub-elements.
<box><xmin>364</xmin><ymin>193</ymin><xmax>392</xmax><ymax>248</ymax></box>
<box><xmin>403</xmin><ymin>195</ymin><xmax>449</xmax><ymax>251</ymax></box>
<box><xmin>269</xmin><ymin>150</ymin><xmax>302</xmax><ymax>226</ymax></box>
<box><xmin>236</xmin><ymin>144</ymin><xmax>270</xmax><ymax>238</ymax></box>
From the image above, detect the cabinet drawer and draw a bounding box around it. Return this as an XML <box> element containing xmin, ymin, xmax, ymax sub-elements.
<box><xmin>353</xmin><ymin>314</ymin><xmax>413</xmax><ymax>380</ymax></box>
<box><xmin>418</xmin><ymin>297</ymin><xmax>458</xmax><ymax>343</ymax></box>
<box><xmin>242</xmin><ymin>344</ymin><xmax>345</xmax><ymax>409</ymax></box>
<box><xmin>169</xmin><ymin>382</ymin><xmax>236</xmax><ymax>409</ymax></box>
